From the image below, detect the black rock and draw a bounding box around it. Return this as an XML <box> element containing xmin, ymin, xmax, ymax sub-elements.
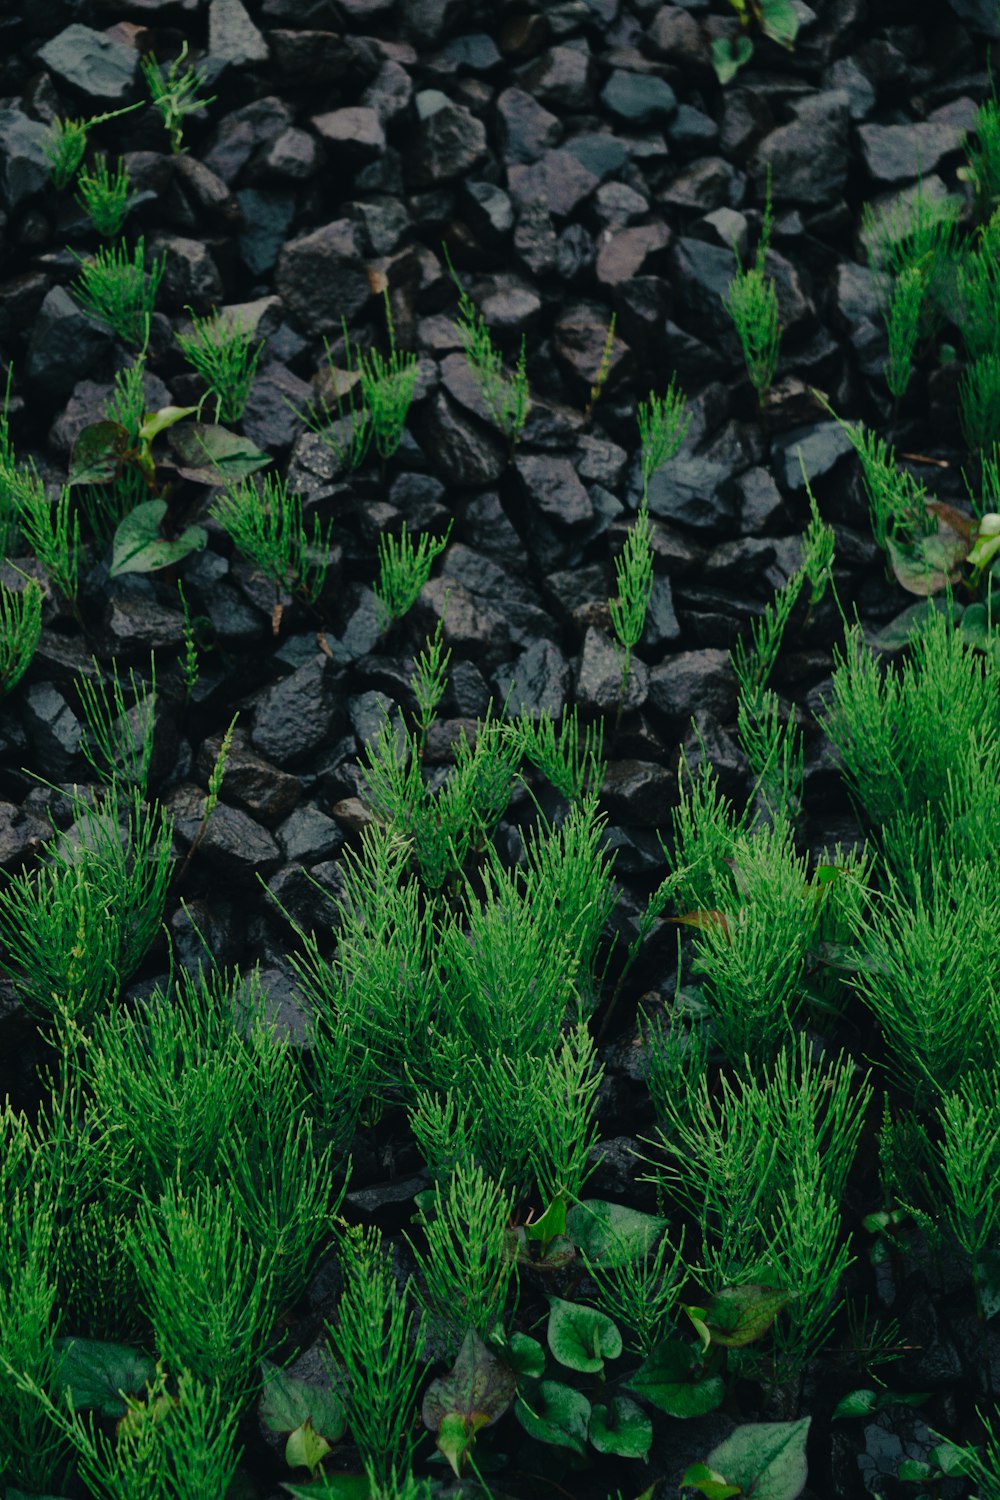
<box><xmin>20</xmin><ymin>683</ymin><xmax>83</xmax><ymax>781</ymax></box>
<box><xmin>37</xmin><ymin>24</ymin><xmax>138</xmax><ymax>103</ymax></box>
<box><xmin>207</xmin><ymin>0</ymin><xmax>269</xmax><ymax>70</ymax></box>
<box><xmin>648</xmin><ymin>648</ymin><xmax>733</xmax><ymax>724</ymax></box>
<box><xmin>251</xmin><ymin>656</ymin><xmax>342</xmax><ymax>767</ymax></box>
<box><xmin>275</xmin><ymin>220</ymin><xmax>371</xmax><ymax>335</ymax></box>
<box><xmin>148</xmin><ymin>234</ymin><xmax>224</xmax><ymax>309</ymax></box>
<box><xmin>0</xmin><ymin>109</ymin><xmax>50</xmax><ymax>211</ymax></box>
<box><xmin>575</xmin><ymin>625</ymin><xmax>648</xmax><ymax>714</ymax></box>
<box><xmin>646</xmin><ymin>455</ymin><xmax>735</xmax><ymax>531</ymax></box>
<box><xmin>601</xmin><ymin>70</ymin><xmax>678</xmax><ymax>126</ymax></box>
<box><xmin>407</xmin><ymin>93</ymin><xmax>488</xmax><ymax>188</ymax></box>
<box><xmin>195</xmin><ymin>728</ymin><xmax>301</xmax><ymax>828</ymax></box>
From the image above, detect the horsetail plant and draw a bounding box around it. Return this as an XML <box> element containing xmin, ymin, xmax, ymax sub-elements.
<box><xmin>210</xmin><ymin>474</ymin><xmax>333</xmax><ymax>629</ymax></box>
<box><xmin>0</xmin><ymin>574</ymin><xmax>43</xmax><ymax>699</ymax></box>
<box><xmin>175</xmin><ymin>306</ymin><xmax>264</xmax><ymax>423</ymax></box>
<box><xmin>75</xmin><ymin>154</ymin><xmax>134</xmax><ymax>238</ymax></box>
<box><xmin>637</xmin><ymin>374</ymin><xmax>692</xmax><ymax>502</ymax></box>
<box><xmin>446</xmin><ymin>248</ymin><xmax>531</xmax><ymax>453</ymax></box>
<box><xmin>44</xmin><ymin>103</ymin><xmax>142</xmax><ymax>190</ymax></box>
<box><xmin>374</xmin><ymin>520</ymin><xmax>453</xmax><ymax>628</ymax></box>
<box><xmin>71</xmin><ymin>237</ymin><xmax>166</xmax><ymax>348</ymax></box>
<box><xmin>13</xmin><ymin>473</ymin><xmax>81</xmax><ymax>617</ymax></box>
<box><xmin>585</xmin><ymin>312</ymin><xmax>618</xmax><ymax>421</ymax></box>
<box><xmin>75</xmin><ymin>653</ymin><xmax>157</xmax><ymax>792</ymax></box>
<box><xmin>723</xmin><ymin>163</ymin><xmax>781</xmax><ymax>408</ymax></box>
<box><xmin>883</xmin><ymin>261</ymin><xmax>927</xmax><ymax>404</ymax></box>
<box><xmin>609</xmin><ymin>501</ymin><xmax>654</xmax><ymax>721</ymax></box>
<box><xmin>512</xmin><ymin>704</ymin><xmax>606</xmax><ymax>803</ymax></box>
<box><xmin>961</xmin><ymin>66</ymin><xmax>1000</xmax><ymax>220</ymax></box>
<box><xmin>410</xmin><ymin>615</ymin><xmax>452</xmax><ymax>755</ymax></box>
<box><xmin>141</xmin><ymin>41</ymin><xmax>217</xmax><ymax>155</ymax></box>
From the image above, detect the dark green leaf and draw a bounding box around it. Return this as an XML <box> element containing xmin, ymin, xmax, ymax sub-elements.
<box><xmin>759</xmin><ymin>0</ymin><xmax>799</xmax><ymax>46</ymax></box>
<box><xmin>285</xmin><ymin>1419</ymin><xmax>332</xmax><ymax>1474</ymax></box>
<box><xmin>703</xmin><ymin>1419</ymin><xmax>811</xmax><ymax>1500</ymax></box>
<box><xmin>625</xmin><ymin>1340</ymin><xmax>725</xmax><ymax>1418</ymax></box>
<box><xmin>710</xmin><ymin>35</ymin><xmax>753</xmax><ymax>84</ymax></box>
<box><xmin>507</xmin><ymin>1226</ymin><xmax>576</xmax><ymax>1270</ymax></box>
<box><xmin>110</xmin><ymin>500</ymin><xmax>207</xmax><ymax>576</ymax></box>
<box><xmin>259</xmin><ymin>1360</ymin><xmax>346</xmax><ymax>1442</ymax></box>
<box><xmin>514</xmin><ymin>1380</ymin><xmax>590</xmax><ymax>1455</ymax></box>
<box><xmin>68</xmin><ymin>421</ymin><xmax>131</xmax><ymax>486</ymax></box>
<box><xmin>588</xmin><ymin>1397</ymin><xmax>652</xmax><ymax>1460</ymax></box>
<box><xmin>52</xmin><ymin>1337</ymin><xmax>155</xmax><ymax>1418</ymax></box>
<box><xmin>887</xmin><ymin>532</ymin><xmax>966</xmax><ymax>597</ymax></box>
<box><xmin>503</xmin><ymin>1332</ymin><xmax>546</xmax><ymax>1380</ymax></box>
<box><xmin>546</xmin><ymin>1296</ymin><xmax>622</xmax><ymax>1374</ymax></box>
<box><xmin>832</xmin><ymin>1387</ymin><xmax>929</xmax><ymax>1420</ymax></box>
<box><xmin>872</xmin><ymin>596</ymin><xmax>961</xmax><ymax>650</ymax></box>
<box><xmin>681</xmin><ymin>1463</ymin><xmax>742</xmax><ymax>1500</ymax></box>
<box><xmin>167</xmin><ymin>423</ymin><xmax>271</xmax><ymax>486</ymax></box>
<box><xmin>566</xmin><ymin>1199</ymin><xmax>671</xmax><ymax>1267</ymax></box>
<box><xmin>422</xmin><ymin>1328</ymin><xmax>516</xmax><ymax>1435</ymax></box>
<box><xmin>700</xmin><ymin>1285</ymin><xmax>791</xmax><ymax>1348</ymax></box>
<box><xmin>524</xmin><ymin>1193</ymin><xmax>567</xmax><ymax>1245</ymax></box>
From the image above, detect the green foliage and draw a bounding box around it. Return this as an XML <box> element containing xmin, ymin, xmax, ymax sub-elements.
<box><xmin>936</xmin><ymin>1069</ymin><xmax>1000</xmax><ymax>1271</ymax></box>
<box><xmin>13</xmin><ymin>472</ymin><xmax>81</xmax><ymax>612</ymax></box>
<box><xmin>210</xmin><ymin>473</ymin><xmax>333</xmax><ymax>621</ymax></box>
<box><xmin>0</xmin><ymin>574</ymin><xmax>43</xmax><ymax>699</ymax></box>
<box><xmin>45</xmin><ymin>104</ymin><xmax>142</xmax><ymax>190</ymax></box>
<box><xmin>860</xmin><ymin>177</ymin><xmax>962</xmax><ymax>339</ymax></box>
<box><xmin>637</xmin><ymin>376</ymin><xmax>691</xmax><ymax>501</ymax></box>
<box><xmin>609</xmin><ymin>501</ymin><xmax>654</xmax><ymax>705</ymax></box>
<box><xmin>579</xmin><ymin>1216</ymin><xmax>685</xmax><ymax>1356</ymax></box>
<box><xmin>128</xmin><ymin>1177</ymin><xmax>278</xmax><ymax>1404</ymax></box>
<box><xmin>175</xmin><ymin>306</ymin><xmax>263</xmax><ymax>423</ymax></box>
<box><xmin>447</xmin><ymin>249</ymin><xmax>531</xmax><ymax>451</ymax></box>
<box><xmin>684</xmin><ymin>1419</ymin><xmax>811</xmax><ymax>1500</ymax></box>
<box><xmin>960</xmin><ymin>349</ymin><xmax>1000</xmax><ymax>452</ymax></box>
<box><xmin>292</xmin><ymin>294</ymin><xmax>419</xmax><ymax>471</ymax></box>
<box><xmin>409</xmin><ymin>616</ymin><xmax>452</xmax><ymax>754</ymax></box>
<box><xmin>585</xmin><ymin>312</ymin><xmax>618</xmax><ymax>420</ymax></box>
<box><xmin>883</xmin><ymin>261</ymin><xmax>926</xmax><ymax>400</ymax></box>
<box><xmin>71</xmin><ymin>236</ymin><xmax>166</xmax><ymax>348</ymax></box>
<box><xmin>374</xmin><ymin>520</ymin><xmax>453</xmax><ymax>628</ymax></box>
<box><xmin>512</xmin><ymin>704</ymin><xmax>606</xmax><ymax>803</ymax></box>
<box><xmin>407</xmin><ymin>1162</ymin><xmax>518</xmax><ymax>1348</ymax></box>
<box><xmin>0</xmin><ymin>1189</ymin><xmax>67</xmax><ymax>1491</ymax></box>
<box><xmin>645</xmin><ymin>1038</ymin><xmax>870</xmax><ymax>1372</ymax></box>
<box><xmin>0</xmin><ymin>785</ymin><xmax>174</xmax><ymax>1023</ymax></box>
<box><xmin>75</xmin><ymin>654</ymin><xmax>156</xmax><ymax>792</ymax></box>
<box><xmin>325</xmin><ymin>1225</ymin><xmax>427</xmax><ymax>1486</ymax></box>
<box><xmin>710</xmin><ymin>0</ymin><xmax>799</xmax><ymax>84</ymax></box>
<box><xmin>723</xmin><ymin>165</ymin><xmax>781</xmax><ymax>405</ymax></box>
<box><xmin>141</xmin><ymin>40</ymin><xmax>217</xmax><ymax>154</ymax></box>
<box><xmin>75</xmin><ymin>154</ymin><xmax>133</xmax><ymax>238</ymax></box>
<box><xmin>961</xmin><ymin>67</ymin><xmax>1000</xmax><ymax>219</ymax></box>
<box><xmin>955</xmin><ymin>206</ymin><xmax>1000</xmax><ymax>362</ymax></box>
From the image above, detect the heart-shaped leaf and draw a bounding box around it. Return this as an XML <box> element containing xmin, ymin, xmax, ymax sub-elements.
<box><xmin>110</xmin><ymin>500</ymin><xmax>207</xmax><ymax>576</ymax></box>
<box><xmin>588</xmin><ymin>1397</ymin><xmax>652</xmax><ymax>1459</ymax></box>
<box><xmin>52</xmin><ymin>1337</ymin><xmax>155</xmax><ymax>1418</ymax></box>
<box><xmin>887</xmin><ymin>528</ymin><xmax>967</xmax><ymax>596</ymax></box>
<box><xmin>514</xmin><ymin>1380</ymin><xmax>590</xmax><ymax>1455</ymax></box>
<box><xmin>422</xmin><ymin>1328</ymin><xmax>516</xmax><ymax>1436</ymax></box>
<box><xmin>285</xmin><ymin>1418</ymin><xmax>332</xmax><ymax>1475</ymax></box>
<box><xmin>710</xmin><ymin>35</ymin><xmax>753</xmax><ymax>84</ymax></box>
<box><xmin>167</xmin><ymin>423</ymin><xmax>271</xmax><ymax>486</ymax></box>
<box><xmin>697</xmin><ymin>1285</ymin><xmax>791</xmax><ymax>1348</ymax></box>
<box><xmin>566</xmin><ymin>1200</ymin><xmax>670</xmax><ymax>1267</ymax></box>
<box><xmin>546</xmin><ymin>1296</ymin><xmax>622</xmax><ymax>1374</ymax></box>
<box><xmin>500</xmin><ymin>1332</ymin><xmax>546</xmax><ymax>1380</ymax></box>
<box><xmin>625</xmin><ymin>1339</ymin><xmax>725</xmax><ymax>1418</ymax></box>
<box><xmin>69</xmin><ymin>421</ymin><xmax>131</xmax><ymax>486</ymax></box>
<box><xmin>759</xmin><ymin>0</ymin><xmax>799</xmax><ymax>47</ymax></box>
<box><xmin>259</xmin><ymin>1360</ymin><xmax>346</xmax><ymax>1443</ymax></box>
<box><xmin>701</xmin><ymin>1418</ymin><xmax>811</xmax><ymax>1500</ymax></box>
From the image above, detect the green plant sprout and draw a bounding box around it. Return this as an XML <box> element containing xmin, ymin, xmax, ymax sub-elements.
<box><xmin>44</xmin><ymin>103</ymin><xmax>142</xmax><ymax>190</ymax></box>
<box><xmin>723</xmin><ymin>164</ymin><xmax>781</xmax><ymax>408</ymax></box>
<box><xmin>0</xmin><ymin>574</ymin><xmax>43</xmax><ymax>699</ymax></box>
<box><xmin>211</xmin><ymin>474</ymin><xmax>332</xmax><ymax>629</ymax></box>
<box><xmin>960</xmin><ymin>349</ymin><xmax>1000</xmax><ymax>453</ymax></box>
<box><xmin>75</xmin><ymin>154</ymin><xmax>134</xmax><ymax>238</ymax></box>
<box><xmin>75</xmin><ymin>654</ymin><xmax>157</xmax><ymax>793</ymax></box>
<box><xmin>637</xmin><ymin>375</ymin><xmax>691</xmax><ymax>503</ymax></box>
<box><xmin>410</xmin><ymin>614</ymin><xmax>452</xmax><ymax>756</ymax></box>
<box><xmin>291</xmin><ymin>293</ymin><xmax>419</xmax><ymax>473</ymax></box>
<box><xmin>860</xmin><ymin>174</ymin><xmax>962</xmax><ymax>344</ymax></box>
<box><xmin>407</xmin><ymin>1161</ymin><xmax>517</xmax><ymax>1349</ymax></box>
<box><xmin>374</xmin><ymin>520</ymin><xmax>453</xmax><ymax>628</ymax></box>
<box><xmin>13</xmin><ymin>473</ymin><xmax>81</xmax><ymax>619</ymax></box>
<box><xmin>445</xmin><ymin>247</ymin><xmax>531</xmax><ymax>453</ymax></box>
<box><xmin>883</xmin><ymin>261</ymin><xmax>926</xmax><ymax>405</ymax></box>
<box><xmin>71</xmin><ymin>237</ymin><xmax>167</xmax><ymax>348</ymax></box>
<box><xmin>175</xmin><ymin>711</ymin><xmax>239</xmax><ymax>885</ymax></box>
<box><xmin>960</xmin><ymin>63</ymin><xmax>1000</xmax><ymax>220</ymax></box>
<box><xmin>585</xmin><ymin>311</ymin><xmax>618</xmax><ymax>421</ymax></box>
<box><xmin>175</xmin><ymin>306</ymin><xmax>264</xmax><ymax>424</ymax></box>
<box><xmin>141</xmin><ymin>41</ymin><xmax>217</xmax><ymax>154</ymax></box>
<box><xmin>609</xmin><ymin>501</ymin><xmax>654</xmax><ymax>721</ymax></box>
<box><xmin>512</xmin><ymin>704</ymin><xmax>606</xmax><ymax>803</ymax></box>
<box><xmin>711</xmin><ymin>0</ymin><xmax>799</xmax><ymax>84</ymax></box>
<box><xmin>177</xmin><ymin>580</ymin><xmax>200</xmax><ymax>698</ymax></box>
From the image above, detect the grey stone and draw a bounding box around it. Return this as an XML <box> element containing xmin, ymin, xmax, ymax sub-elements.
<box><xmin>646</xmin><ymin>456</ymin><xmax>734</xmax><ymax>530</ymax></box>
<box><xmin>944</xmin><ymin>0</ymin><xmax>1000</xmax><ymax>34</ymax></box>
<box><xmin>418</xmin><ymin>576</ymin><xmax>509</xmax><ymax>659</ymax></box>
<box><xmin>407</xmin><ymin>100</ymin><xmax>487</xmax><ymax>187</ymax></box>
<box><xmin>277</xmin><ymin>803</ymin><xmax>343</xmax><ymax>863</ymax></box>
<box><xmin>517</xmin><ymin>45</ymin><xmax>594</xmax><ymax>110</ymax></box>
<box><xmin>646</xmin><ymin>574</ymin><xmax>681</xmax><ymax>646</ymax></box>
<box><xmin>26</xmin><ymin>286</ymin><xmax>113</xmax><ymax>397</ymax></box>
<box><xmin>241</xmin><ymin>362</ymin><xmax>313</xmax><ymax>451</ymax></box>
<box><xmin>251</xmin><ymin>656</ymin><xmax>340</xmax><ymax>766</ymax></box>
<box><xmin>21</xmin><ymin>683</ymin><xmax>83</xmax><ymax>780</ymax></box>
<box><xmin>362</xmin><ymin>61</ymin><xmax>414</xmax><ymax>127</ymax></box>
<box><xmin>736</xmin><ymin>466</ymin><xmax>785</xmax><ymax>532</ymax></box>
<box><xmin>312</xmin><ymin>106</ymin><xmax>386</xmax><ymax>166</ymax></box>
<box><xmin>195</xmin><ymin>801</ymin><xmax>282</xmax><ymax>880</ymax></box>
<box><xmin>507</xmin><ymin>149</ymin><xmax>599</xmax><ymax>219</ymax></box>
<box><xmin>553</xmin><ymin>302</ymin><xmax>631</xmax><ymax>399</ymax></box>
<box><xmin>462</xmin><ymin>180</ymin><xmax>514</xmax><ymax>241</ymax></box>
<box><xmin>202</xmin><ymin>97</ymin><xmax>293</xmax><ymax>185</ymax></box>
<box><xmin>0</xmin><ymin>802</ymin><xmax>51</xmax><ymax>872</ymax></box>
<box><xmin>258</xmin><ymin>126</ymin><xmax>320</xmax><ymax>180</ymax></box>
<box><xmin>669</xmin><ymin>104</ymin><xmax>719</xmax><ymax>152</ymax></box>
<box><xmin>595</xmin><ymin>222</ymin><xmax>670</xmax><ymax>285</ymax></box>
<box><xmin>858</xmin><ymin>106</ymin><xmax>978</xmax><ymax>185</ymax></box>
<box><xmin>174</xmin><ymin>154</ymin><xmax>243</xmax><ymax>226</ymax></box>
<box><xmin>38</xmin><ymin>25</ymin><xmax>137</xmax><ymax>103</ymax></box>
<box><xmin>149</xmin><ymin>234</ymin><xmax>224</xmax><ymax>308</ymax></box>
<box><xmin>105</xmin><ymin>587</ymin><xmax>184</xmax><ymax>651</ymax></box>
<box><xmin>576</xmin><ymin>626</ymin><xmax>648</xmax><ymax>714</ymax></box>
<box><xmin>648</xmin><ymin>649</ymin><xmax>733</xmax><ymax>723</ymax></box>
<box><xmin>822</xmin><ymin>55</ymin><xmax>876</xmax><ymax>121</ymax></box>
<box><xmin>646</xmin><ymin>6</ymin><xmax>705</xmax><ymax>62</ymax></box>
<box><xmin>516</xmin><ymin>454</ymin><xmax>594</xmax><ymax>532</ymax></box>
<box><xmin>208</xmin><ymin>0</ymin><xmax>269</xmax><ymax>68</ymax></box>
<box><xmin>754</xmin><ymin>90</ymin><xmax>850</xmax><ymax>204</ymax></box>
<box><xmin>275</xmin><ymin>219</ymin><xmax>371</xmax><ymax>334</ymax></box>
<box><xmin>593</xmin><ymin>180</ymin><xmax>650</xmax><ymax>227</ymax></box>
<box><xmin>496</xmin><ymin>639</ymin><xmax>571</xmax><ymax>718</ymax></box>
<box><xmin>670</xmin><ymin>236</ymin><xmax>740</xmax><ymax>327</ymax></box>
<box><xmin>237</xmin><ymin>188</ymin><xmax>294</xmax><ymax>274</ymax></box>
<box><xmin>195</xmin><ymin>727</ymin><xmax>301</xmax><ymax>827</ymax></box>
<box><xmin>413</xmin><ymin>392</ymin><xmax>508</xmax><ymax>487</ymax></box>
<box><xmin>660</xmin><ymin>158</ymin><xmax>734</xmax><ymax>212</ymax></box>
<box><xmin>771</xmin><ymin>420</ymin><xmax>856</xmax><ymax>490</ymax></box>
<box><xmin>563</xmin><ymin>131</ymin><xmax>628</xmax><ymax>180</ymax></box>
<box><xmin>601</xmin><ymin>760</ymin><xmax>673</xmax><ymax>823</ymax></box>
<box><xmin>601</xmin><ymin>70</ymin><xmax>677</xmax><ymax>125</ymax></box>
<box><xmin>0</xmin><ymin>109</ymin><xmax>50</xmax><ymax>210</ymax></box>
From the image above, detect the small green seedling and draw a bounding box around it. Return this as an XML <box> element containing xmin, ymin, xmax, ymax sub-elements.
<box><xmin>75</xmin><ymin>155</ymin><xmax>133</xmax><ymax>239</ymax></box>
<box><xmin>175</xmin><ymin>306</ymin><xmax>264</xmax><ymax>424</ymax></box>
<box><xmin>45</xmin><ymin>104</ymin><xmax>142</xmax><ymax>190</ymax></box>
<box><xmin>141</xmin><ymin>41</ymin><xmax>217</xmax><ymax>155</ymax></box>
<box><xmin>711</xmin><ymin>0</ymin><xmax>799</xmax><ymax>84</ymax></box>
<box><xmin>210</xmin><ymin>473</ymin><xmax>334</xmax><ymax>630</ymax></box>
<box><xmin>723</xmin><ymin>164</ymin><xmax>781</xmax><ymax>408</ymax></box>
<box><xmin>70</xmin><ymin>237</ymin><xmax>166</xmax><ymax>348</ymax></box>
<box><xmin>374</xmin><ymin>520</ymin><xmax>453</xmax><ymax>629</ymax></box>
<box><xmin>446</xmin><ymin>246</ymin><xmax>531</xmax><ymax>454</ymax></box>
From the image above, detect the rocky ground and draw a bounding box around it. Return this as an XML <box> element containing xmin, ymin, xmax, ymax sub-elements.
<box><xmin>1</xmin><ymin>0</ymin><xmax>999</xmax><ymax>1494</ymax></box>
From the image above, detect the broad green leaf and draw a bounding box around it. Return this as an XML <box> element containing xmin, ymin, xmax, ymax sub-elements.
<box><xmin>887</xmin><ymin>531</ymin><xmax>967</xmax><ymax>597</ymax></box>
<box><xmin>703</xmin><ymin>1418</ymin><xmax>811</xmax><ymax>1500</ymax></box>
<box><xmin>285</xmin><ymin>1418</ymin><xmax>332</xmax><ymax>1474</ymax></box>
<box><xmin>759</xmin><ymin>0</ymin><xmax>799</xmax><ymax>46</ymax></box>
<box><xmin>710</xmin><ymin>35</ymin><xmax>753</xmax><ymax>84</ymax></box>
<box><xmin>682</xmin><ymin>1463</ymin><xmax>742</xmax><ymax>1500</ymax></box>
<box><xmin>896</xmin><ymin>1460</ymin><xmax>933</xmax><ymax>1482</ymax></box>
<box><xmin>625</xmin><ymin>1340</ymin><xmax>725</xmax><ymax>1418</ymax></box>
<box><xmin>68</xmin><ymin>421</ymin><xmax>131</xmax><ymax>486</ymax></box>
<box><xmin>566</xmin><ymin>1199</ymin><xmax>671</xmax><ymax>1267</ymax></box>
<box><xmin>138</xmin><ymin>403</ymin><xmax>199</xmax><ymax>442</ymax></box>
<box><xmin>110</xmin><ymin>500</ymin><xmax>207</xmax><ymax>576</ymax></box>
<box><xmin>588</xmin><ymin>1397</ymin><xmax>652</xmax><ymax>1460</ymax></box>
<box><xmin>832</xmin><ymin>1387</ymin><xmax>930</xmax><ymax>1420</ymax></box>
<box><xmin>436</xmin><ymin>1409</ymin><xmax>489</xmax><ymax>1479</ymax></box>
<box><xmin>546</xmin><ymin>1296</ymin><xmax>622</xmax><ymax>1374</ymax></box>
<box><xmin>503</xmin><ymin>1332</ymin><xmax>546</xmax><ymax>1380</ymax></box>
<box><xmin>514</xmin><ymin>1380</ymin><xmax>590</xmax><ymax>1455</ymax></box>
<box><xmin>52</xmin><ymin>1337</ymin><xmax>155</xmax><ymax>1418</ymax></box>
<box><xmin>422</xmin><ymin>1328</ymin><xmax>516</xmax><ymax>1434</ymax></box>
<box><xmin>168</xmin><ymin>422</ymin><xmax>271</xmax><ymax>486</ymax></box>
<box><xmin>525</xmin><ymin>1193</ymin><xmax>567</xmax><ymax>1245</ymax></box>
<box><xmin>259</xmin><ymin>1360</ymin><xmax>346</xmax><ymax>1442</ymax></box>
<box><xmin>699</xmin><ymin>1285</ymin><xmax>791</xmax><ymax>1348</ymax></box>
<box><xmin>507</xmin><ymin>1226</ymin><xmax>576</xmax><ymax>1270</ymax></box>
